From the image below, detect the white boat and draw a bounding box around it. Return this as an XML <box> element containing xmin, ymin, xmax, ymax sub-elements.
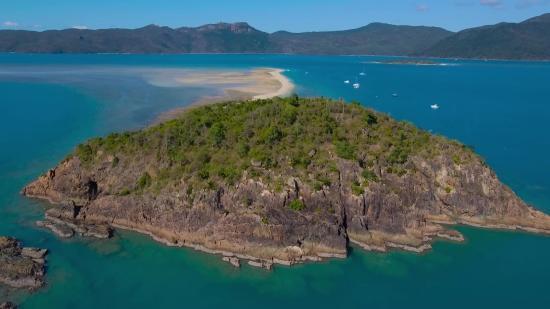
<box><xmin>353</xmin><ymin>76</ymin><xmax>360</xmax><ymax>89</ymax></box>
<box><xmin>359</xmin><ymin>66</ymin><xmax>366</xmax><ymax>76</ymax></box>
<box><xmin>344</xmin><ymin>80</ymin><xmax>350</xmax><ymax>84</ymax></box>
<box><xmin>392</xmin><ymin>93</ymin><xmax>397</xmax><ymax>97</ymax></box>
<box><xmin>431</xmin><ymin>104</ymin><xmax>439</xmax><ymax>109</ymax></box>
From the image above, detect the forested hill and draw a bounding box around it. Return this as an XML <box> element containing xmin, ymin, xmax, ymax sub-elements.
<box><xmin>0</xmin><ymin>22</ymin><xmax>452</xmax><ymax>55</ymax></box>
<box><xmin>415</xmin><ymin>13</ymin><xmax>550</xmax><ymax>60</ymax></box>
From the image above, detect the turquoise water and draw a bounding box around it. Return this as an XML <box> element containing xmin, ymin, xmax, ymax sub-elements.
<box><xmin>1</xmin><ymin>54</ymin><xmax>549</xmax><ymax>308</ymax></box>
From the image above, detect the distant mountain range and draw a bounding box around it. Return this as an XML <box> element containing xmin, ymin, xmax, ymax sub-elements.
<box><xmin>415</xmin><ymin>13</ymin><xmax>550</xmax><ymax>60</ymax></box>
<box><xmin>0</xmin><ymin>22</ymin><xmax>452</xmax><ymax>56</ymax></box>
<box><xmin>0</xmin><ymin>13</ymin><xmax>549</xmax><ymax>60</ymax></box>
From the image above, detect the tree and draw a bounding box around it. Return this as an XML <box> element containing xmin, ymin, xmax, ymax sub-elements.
<box><xmin>208</xmin><ymin>123</ymin><xmax>225</xmax><ymax>147</ymax></box>
<box><xmin>260</xmin><ymin>125</ymin><xmax>282</xmax><ymax>144</ymax></box>
<box><xmin>288</xmin><ymin>93</ymin><xmax>299</xmax><ymax>107</ymax></box>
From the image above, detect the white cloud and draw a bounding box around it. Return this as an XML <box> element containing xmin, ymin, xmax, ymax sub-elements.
<box><xmin>480</xmin><ymin>0</ymin><xmax>506</xmax><ymax>9</ymax></box>
<box><xmin>2</xmin><ymin>21</ymin><xmax>18</xmax><ymax>27</ymax></box>
<box><xmin>417</xmin><ymin>4</ymin><xmax>430</xmax><ymax>11</ymax></box>
<box><xmin>454</xmin><ymin>1</ymin><xmax>476</xmax><ymax>6</ymax></box>
<box><xmin>516</xmin><ymin>0</ymin><xmax>550</xmax><ymax>8</ymax></box>
<box><xmin>72</xmin><ymin>25</ymin><xmax>88</xmax><ymax>30</ymax></box>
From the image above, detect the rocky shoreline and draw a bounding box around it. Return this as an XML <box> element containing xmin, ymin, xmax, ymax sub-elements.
<box><xmin>22</xmin><ymin>154</ymin><xmax>550</xmax><ymax>268</ymax></box>
<box><xmin>0</xmin><ymin>237</ymin><xmax>48</xmax><ymax>290</ymax></box>
<box><xmin>109</xmin><ymin>220</ymin><xmax>346</xmax><ymax>269</ymax></box>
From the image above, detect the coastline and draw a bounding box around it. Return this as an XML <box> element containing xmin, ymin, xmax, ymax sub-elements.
<box><xmin>154</xmin><ymin>68</ymin><xmax>294</xmax><ymax>124</ymax></box>
<box><xmin>33</xmin><ymin>207</ymin><xmax>347</xmax><ymax>269</ymax></box>
<box><xmin>251</xmin><ymin>69</ymin><xmax>294</xmax><ymax>100</ymax></box>
<box><xmin>28</xmin><ymin>190</ymin><xmax>550</xmax><ymax>264</ymax></box>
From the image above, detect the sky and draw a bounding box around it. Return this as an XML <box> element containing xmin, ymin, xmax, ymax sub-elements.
<box><xmin>1</xmin><ymin>0</ymin><xmax>549</xmax><ymax>33</ymax></box>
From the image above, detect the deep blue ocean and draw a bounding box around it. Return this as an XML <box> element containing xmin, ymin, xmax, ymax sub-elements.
<box><xmin>1</xmin><ymin>54</ymin><xmax>549</xmax><ymax>308</ymax></box>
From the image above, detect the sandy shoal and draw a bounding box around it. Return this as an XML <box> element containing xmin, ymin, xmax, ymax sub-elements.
<box><xmin>155</xmin><ymin>68</ymin><xmax>294</xmax><ymax>124</ymax></box>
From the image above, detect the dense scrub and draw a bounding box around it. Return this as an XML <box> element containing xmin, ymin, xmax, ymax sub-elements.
<box><xmin>69</xmin><ymin>95</ymin><xmax>480</xmax><ymax>195</ymax></box>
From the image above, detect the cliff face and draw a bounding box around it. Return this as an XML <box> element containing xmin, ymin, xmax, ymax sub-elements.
<box><xmin>20</xmin><ymin>97</ymin><xmax>550</xmax><ymax>264</ymax></box>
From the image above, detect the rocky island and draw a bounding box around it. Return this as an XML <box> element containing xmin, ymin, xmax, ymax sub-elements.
<box><xmin>374</xmin><ymin>60</ymin><xmax>441</xmax><ymax>65</ymax></box>
<box><xmin>21</xmin><ymin>96</ymin><xmax>550</xmax><ymax>268</ymax></box>
<box><xmin>0</xmin><ymin>237</ymin><xmax>47</xmax><ymax>289</ymax></box>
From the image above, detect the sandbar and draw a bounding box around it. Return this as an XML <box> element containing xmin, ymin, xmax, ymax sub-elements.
<box><xmin>155</xmin><ymin>68</ymin><xmax>293</xmax><ymax>123</ymax></box>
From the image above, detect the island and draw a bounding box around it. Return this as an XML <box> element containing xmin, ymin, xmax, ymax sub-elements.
<box><xmin>21</xmin><ymin>96</ymin><xmax>550</xmax><ymax>268</ymax></box>
<box><xmin>374</xmin><ymin>60</ymin><xmax>441</xmax><ymax>65</ymax></box>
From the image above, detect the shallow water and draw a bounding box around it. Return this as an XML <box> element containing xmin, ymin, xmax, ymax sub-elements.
<box><xmin>0</xmin><ymin>54</ymin><xmax>549</xmax><ymax>308</ymax></box>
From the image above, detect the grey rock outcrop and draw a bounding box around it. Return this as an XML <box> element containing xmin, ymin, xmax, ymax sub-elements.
<box><xmin>0</xmin><ymin>302</ymin><xmax>17</xmax><ymax>309</ymax></box>
<box><xmin>0</xmin><ymin>237</ymin><xmax>47</xmax><ymax>289</ymax></box>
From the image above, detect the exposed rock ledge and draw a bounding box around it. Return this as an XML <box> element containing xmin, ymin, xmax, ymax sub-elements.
<box><xmin>35</xmin><ymin>213</ymin><xmax>112</xmax><ymax>240</ymax></box>
<box><xmin>0</xmin><ymin>237</ymin><xmax>48</xmax><ymax>289</ymax></box>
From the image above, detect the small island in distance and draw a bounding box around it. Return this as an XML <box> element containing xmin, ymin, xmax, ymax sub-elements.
<box><xmin>374</xmin><ymin>60</ymin><xmax>442</xmax><ymax>65</ymax></box>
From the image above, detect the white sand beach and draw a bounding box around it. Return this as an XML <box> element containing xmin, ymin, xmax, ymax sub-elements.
<box><xmin>156</xmin><ymin>68</ymin><xmax>294</xmax><ymax>123</ymax></box>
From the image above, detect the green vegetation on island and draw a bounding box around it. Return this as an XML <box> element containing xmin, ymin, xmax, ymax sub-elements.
<box><xmin>69</xmin><ymin>95</ymin><xmax>480</xmax><ymax>196</ymax></box>
<box><xmin>416</xmin><ymin>13</ymin><xmax>550</xmax><ymax>60</ymax></box>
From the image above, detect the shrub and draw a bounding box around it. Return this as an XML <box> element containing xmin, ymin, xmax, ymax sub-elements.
<box><xmin>396</xmin><ymin>168</ymin><xmax>407</xmax><ymax>177</ymax></box>
<box><xmin>362</xmin><ymin>170</ymin><xmax>379</xmax><ymax>182</ymax></box>
<box><xmin>197</xmin><ymin>150</ymin><xmax>211</xmax><ymax>164</ymax></box>
<box><xmin>208</xmin><ymin>123</ymin><xmax>226</xmax><ymax>147</ymax></box>
<box><xmin>118</xmin><ymin>189</ymin><xmax>131</xmax><ymax>196</ymax></box>
<box><xmin>335</xmin><ymin>141</ymin><xmax>356</xmax><ymax>160</ymax></box>
<box><xmin>387</xmin><ymin>146</ymin><xmax>411</xmax><ymax>164</ymax></box>
<box><xmin>207</xmin><ymin>181</ymin><xmax>218</xmax><ymax>190</ymax></box>
<box><xmin>289</xmin><ymin>199</ymin><xmax>305</xmax><ymax>211</ymax></box>
<box><xmin>452</xmin><ymin>155</ymin><xmax>461</xmax><ymax>165</ymax></box>
<box><xmin>322</xmin><ymin>179</ymin><xmax>331</xmax><ymax>187</ymax></box>
<box><xmin>282</xmin><ymin>107</ymin><xmax>298</xmax><ymax>125</ymax></box>
<box><xmin>111</xmin><ymin>156</ymin><xmax>119</xmax><ymax>168</ymax></box>
<box><xmin>288</xmin><ymin>93</ymin><xmax>299</xmax><ymax>107</ymax></box>
<box><xmin>198</xmin><ymin>170</ymin><xmax>210</xmax><ymax>180</ymax></box>
<box><xmin>445</xmin><ymin>187</ymin><xmax>452</xmax><ymax>194</ymax></box>
<box><xmin>260</xmin><ymin>125</ymin><xmax>283</xmax><ymax>144</ymax></box>
<box><xmin>76</xmin><ymin>143</ymin><xmax>94</xmax><ymax>165</ymax></box>
<box><xmin>236</xmin><ymin>142</ymin><xmax>250</xmax><ymax>158</ymax></box>
<box><xmin>366</xmin><ymin>113</ymin><xmax>378</xmax><ymax>125</ymax></box>
<box><xmin>137</xmin><ymin>172</ymin><xmax>152</xmax><ymax>190</ymax></box>
<box><xmin>351</xmin><ymin>183</ymin><xmax>364</xmax><ymax>196</ymax></box>
<box><xmin>262</xmin><ymin>217</ymin><xmax>269</xmax><ymax>225</ymax></box>
<box><xmin>313</xmin><ymin>183</ymin><xmax>322</xmax><ymax>191</ymax></box>
<box><xmin>328</xmin><ymin>207</ymin><xmax>335</xmax><ymax>214</ymax></box>
<box><xmin>386</xmin><ymin>166</ymin><xmax>393</xmax><ymax>174</ymax></box>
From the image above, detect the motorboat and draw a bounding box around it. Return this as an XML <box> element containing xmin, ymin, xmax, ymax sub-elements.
<box><xmin>431</xmin><ymin>104</ymin><xmax>439</xmax><ymax>109</ymax></box>
<box><xmin>344</xmin><ymin>80</ymin><xmax>350</xmax><ymax>84</ymax></box>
